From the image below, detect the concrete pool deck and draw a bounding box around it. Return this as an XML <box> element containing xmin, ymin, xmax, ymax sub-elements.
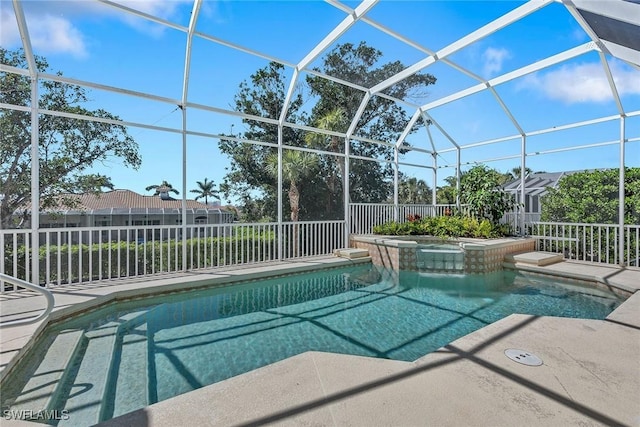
<box><xmin>1</xmin><ymin>255</ymin><xmax>639</xmax><ymax>426</ymax></box>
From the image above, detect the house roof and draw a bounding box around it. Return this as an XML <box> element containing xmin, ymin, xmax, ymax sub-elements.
<box><xmin>503</xmin><ymin>172</ymin><xmax>566</xmax><ymax>193</ymax></box>
<box><xmin>503</xmin><ymin>169</ymin><xmax>614</xmax><ymax>196</ymax></box>
<box><xmin>35</xmin><ymin>189</ymin><xmax>231</xmax><ymax>215</ymax></box>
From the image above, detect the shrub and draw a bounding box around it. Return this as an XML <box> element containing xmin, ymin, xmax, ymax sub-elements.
<box><xmin>3</xmin><ymin>232</ymin><xmax>277</xmax><ymax>284</ymax></box>
<box><xmin>372</xmin><ymin>215</ymin><xmax>511</xmax><ymax>238</ymax></box>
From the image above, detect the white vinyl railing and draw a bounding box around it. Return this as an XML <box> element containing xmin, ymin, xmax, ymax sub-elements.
<box><xmin>3</xmin><ymin>215</ymin><xmax>638</xmax><ymax>291</ymax></box>
<box><xmin>0</xmin><ymin>220</ymin><xmax>345</xmax><ymax>289</ymax></box>
<box><xmin>282</xmin><ymin>220</ymin><xmax>344</xmax><ymax>259</ymax></box>
<box><xmin>529</xmin><ymin>222</ymin><xmax>640</xmax><ymax>266</ymax></box>
<box><xmin>0</xmin><ymin>229</ymin><xmax>31</xmax><ymax>283</ymax></box>
<box><xmin>501</xmin><ymin>212</ymin><xmax>541</xmax><ymax>233</ymax></box>
<box><xmin>625</xmin><ymin>225</ymin><xmax>640</xmax><ymax>267</ymax></box>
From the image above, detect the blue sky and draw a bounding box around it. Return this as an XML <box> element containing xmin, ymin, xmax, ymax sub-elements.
<box><xmin>1</xmin><ymin>0</ymin><xmax>639</xmax><ymax>204</ymax></box>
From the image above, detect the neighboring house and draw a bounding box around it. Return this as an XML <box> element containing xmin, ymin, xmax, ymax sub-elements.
<box><xmin>13</xmin><ymin>189</ymin><xmax>234</xmax><ymax>243</ymax></box>
<box><xmin>34</xmin><ymin>189</ymin><xmax>233</xmax><ymax>228</ymax></box>
<box><xmin>502</xmin><ymin>172</ymin><xmax>569</xmax><ymax>221</ymax></box>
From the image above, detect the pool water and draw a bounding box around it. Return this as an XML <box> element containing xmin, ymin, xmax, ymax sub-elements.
<box><xmin>1</xmin><ymin>265</ymin><xmax>622</xmax><ymax>426</ymax></box>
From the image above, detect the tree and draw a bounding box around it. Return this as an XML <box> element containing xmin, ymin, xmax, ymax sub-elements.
<box><xmin>305</xmin><ymin>108</ymin><xmax>348</xmax><ymax>209</ymax></box>
<box><xmin>504</xmin><ymin>166</ymin><xmax>532</xmax><ymax>182</ymax></box>
<box><xmin>437</xmin><ymin>174</ymin><xmax>462</xmax><ymax>204</ymax></box>
<box><xmin>541</xmin><ymin>168</ymin><xmax>640</xmax><ymax>224</ymax></box>
<box><xmin>502</xmin><ymin>167</ymin><xmax>548</xmax><ymax>184</ymax></box>
<box><xmin>0</xmin><ymin>48</ymin><xmax>141</xmax><ymax>228</ymax></box>
<box><xmin>219</xmin><ymin>62</ymin><xmax>306</xmax><ymax>221</ymax></box>
<box><xmin>266</xmin><ymin>150</ymin><xmax>319</xmax><ymax>256</ymax></box>
<box><xmin>458</xmin><ymin>164</ymin><xmax>515</xmax><ymax>224</ymax></box>
<box><xmin>306</xmin><ymin>42</ymin><xmax>437</xmax><ymax>205</ymax></box>
<box><xmin>190</xmin><ymin>178</ymin><xmax>219</xmax><ymax>204</ymax></box>
<box><xmin>265</xmin><ymin>150</ymin><xmax>319</xmax><ymax>222</ymax></box>
<box><xmin>145</xmin><ymin>180</ymin><xmax>179</xmax><ymax>196</ymax></box>
<box><xmin>220</xmin><ymin>43</ymin><xmax>437</xmax><ymax>221</ymax></box>
<box><xmin>398</xmin><ymin>176</ymin><xmax>432</xmax><ymax>204</ymax></box>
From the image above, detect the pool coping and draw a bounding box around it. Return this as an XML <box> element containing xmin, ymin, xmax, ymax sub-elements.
<box><xmin>1</xmin><ymin>255</ymin><xmax>639</xmax><ymax>426</ymax></box>
<box><xmin>503</xmin><ymin>258</ymin><xmax>640</xmax><ymax>297</ymax></box>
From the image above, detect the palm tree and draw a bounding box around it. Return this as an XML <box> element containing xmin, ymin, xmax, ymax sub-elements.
<box><xmin>305</xmin><ymin>108</ymin><xmax>348</xmax><ymax>209</ymax></box>
<box><xmin>399</xmin><ymin>177</ymin><xmax>432</xmax><ymax>204</ymax></box>
<box><xmin>506</xmin><ymin>166</ymin><xmax>533</xmax><ymax>181</ymax></box>
<box><xmin>266</xmin><ymin>150</ymin><xmax>319</xmax><ymax>257</ymax></box>
<box><xmin>266</xmin><ymin>150</ymin><xmax>319</xmax><ymax>222</ymax></box>
<box><xmin>190</xmin><ymin>178</ymin><xmax>219</xmax><ymax>204</ymax></box>
<box><xmin>145</xmin><ymin>180</ymin><xmax>179</xmax><ymax>196</ymax></box>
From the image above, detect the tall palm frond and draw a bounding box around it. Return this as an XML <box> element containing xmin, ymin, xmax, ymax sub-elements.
<box><xmin>190</xmin><ymin>178</ymin><xmax>219</xmax><ymax>204</ymax></box>
<box><xmin>145</xmin><ymin>180</ymin><xmax>179</xmax><ymax>195</ymax></box>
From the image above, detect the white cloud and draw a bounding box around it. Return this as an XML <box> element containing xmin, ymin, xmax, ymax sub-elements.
<box><xmin>1</xmin><ymin>6</ymin><xmax>21</xmax><ymax>47</ymax></box>
<box><xmin>1</xmin><ymin>0</ymin><xmax>192</xmax><ymax>60</ymax></box>
<box><xmin>482</xmin><ymin>47</ymin><xmax>511</xmax><ymax>77</ymax></box>
<box><xmin>30</xmin><ymin>15</ymin><xmax>87</xmax><ymax>57</ymax></box>
<box><xmin>115</xmin><ymin>0</ymin><xmax>186</xmax><ymax>18</ymax></box>
<box><xmin>111</xmin><ymin>0</ymin><xmax>193</xmax><ymax>35</ymax></box>
<box><xmin>521</xmin><ymin>60</ymin><xmax>640</xmax><ymax>104</ymax></box>
<box><xmin>1</xmin><ymin>6</ymin><xmax>86</xmax><ymax>57</ymax></box>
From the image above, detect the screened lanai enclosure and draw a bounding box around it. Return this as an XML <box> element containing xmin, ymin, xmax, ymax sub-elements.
<box><xmin>1</xmin><ymin>0</ymin><xmax>639</xmax><ymax>287</ymax></box>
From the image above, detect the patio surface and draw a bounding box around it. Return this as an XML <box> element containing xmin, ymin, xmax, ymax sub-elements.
<box><xmin>1</xmin><ymin>254</ymin><xmax>639</xmax><ymax>426</ymax></box>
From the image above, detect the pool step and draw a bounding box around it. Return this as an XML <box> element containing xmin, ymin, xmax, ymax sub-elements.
<box><xmin>95</xmin><ymin>309</ymin><xmax>151</xmax><ymax>421</ymax></box>
<box><xmin>334</xmin><ymin>248</ymin><xmax>369</xmax><ymax>259</ymax></box>
<box><xmin>119</xmin><ymin>308</ymin><xmax>151</xmax><ymax>329</ymax></box>
<box><xmin>505</xmin><ymin>251</ymin><xmax>564</xmax><ymax>266</ymax></box>
<box><xmin>416</xmin><ymin>248</ymin><xmax>465</xmax><ymax>272</ymax></box>
<box><xmin>7</xmin><ymin>329</ymin><xmax>84</xmax><ymax>416</ymax></box>
<box><xmin>57</xmin><ymin>325</ymin><xmax>119</xmax><ymax>427</ymax></box>
<box><xmin>110</xmin><ymin>323</ymin><xmax>149</xmax><ymax>419</ymax></box>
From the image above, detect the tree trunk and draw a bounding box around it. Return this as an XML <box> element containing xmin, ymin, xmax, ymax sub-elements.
<box><xmin>289</xmin><ymin>181</ymin><xmax>300</xmax><ymax>256</ymax></box>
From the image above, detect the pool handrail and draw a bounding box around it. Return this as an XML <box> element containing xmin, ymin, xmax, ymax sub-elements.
<box><xmin>0</xmin><ymin>273</ymin><xmax>55</xmax><ymax>328</ymax></box>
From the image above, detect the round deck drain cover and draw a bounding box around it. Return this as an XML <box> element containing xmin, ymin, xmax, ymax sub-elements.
<box><xmin>504</xmin><ymin>349</ymin><xmax>543</xmax><ymax>366</ymax></box>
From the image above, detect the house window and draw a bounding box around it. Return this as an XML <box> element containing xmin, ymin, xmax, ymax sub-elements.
<box><xmin>532</xmin><ymin>196</ymin><xmax>539</xmax><ymax>213</ymax></box>
<box><xmin>131</xmin><ymin>219</ymin><xmax>161</xmax><ymax>226</ymax></box>
<box><xmin>41</xmin><ymin>223</ymin><xmax>66</xmax><ymax>228</ymax></box>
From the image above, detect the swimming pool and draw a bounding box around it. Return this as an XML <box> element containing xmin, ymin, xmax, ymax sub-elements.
<box><xmin>1</xmin><ymin>264</ymin><xmax>622</xmax><ymax>426</ymax></box>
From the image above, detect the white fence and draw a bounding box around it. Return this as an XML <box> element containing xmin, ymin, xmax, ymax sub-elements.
<box><xmin>0</xmin><ymin>220</ymin><xmax>345</xmax><ymax>289</ymax></box>
<box><xmin>3</xmin><ymin>210</ymin><xmax>638</xmax><ymax>291</ymax></box>
<box><xmin>347</xmin><ymin>205</ymin><xmax>639</xmax><ymax>267</ymax></box>
<box><xmin>349</xmin><ymin>203</ymin><xmax>466</xmax><ymax>234</ymax></box>
<box><xmin>529</xmin><ymin>222</ymin><xmax>640</xmax><ymax>266</ymax></box>
<box><xmin>501</xmin><ymin>212</ymin><xmax>541</xmax><ymax>233</ymax></box>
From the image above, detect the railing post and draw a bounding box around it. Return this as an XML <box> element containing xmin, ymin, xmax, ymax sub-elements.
<box><xmin>277</xmin><ymin>125</ymin><xmax>283</xmax><ymax>261</ymax></box>
<box><xmin>432</xmin><ymin>153</ymin><xmax>437</xmax><ymax>206</ymax></box>
<box><xmin>618</xmin><ymin>115</ymin><xmax>625</xmax><ymax>266</ymax></box>
<box><xmin>520</xmin><ymin>135</ymin><xmax>526</xmax><ymax>235</ymax></box>
<box><xmin>393</xmin><ymin>146</ymin><xmax>399</xmax><ymax>222</ymax></box>
<box><xmin>344</xmin><ymin>137</ymin><xmax>351</xmax><ymax>248</ymax></box>
<box><xmin>30</xmin><ymin>75</ymin><xmax>39</xmax><ymax>285</ymax></box>
<box><xmin>181</xmin><ymin>105</ymin><xmax>188</xmax><ymax>271</ymax></box>
<box><xmin>455</xmin><ymin>148</ymin><xmax>461</xmax><ymax>210</ymax></box>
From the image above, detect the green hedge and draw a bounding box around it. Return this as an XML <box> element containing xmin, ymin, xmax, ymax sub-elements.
<box><xmin>3</xmin><ymin>233</ymin><xmax>276</xmax><ymax>284</ymax></box>
<box><xmin>372</xmin><ymin>215</ymin><xmax>511</xmax><ymax>238</ymax></box>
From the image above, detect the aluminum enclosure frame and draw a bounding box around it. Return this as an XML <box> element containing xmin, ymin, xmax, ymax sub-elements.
<box><xmin>2</xmin><ymin>0</ymin><xmax>639</xmax><ymax>280</ymax></box>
